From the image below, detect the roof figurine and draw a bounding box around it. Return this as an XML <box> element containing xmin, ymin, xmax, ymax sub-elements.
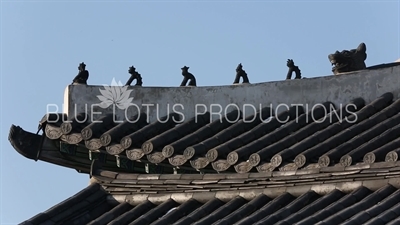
<box><xmin>180</xmin><ymin>66</ymin><xmax>197</xmax><ymax>87</ymax></box>
<box><xmin>328</xmin><ymin>42</ymin><xmax>367</xmax><ymax>75</ymax></box>
<box><xmin>233</xmin><ymin>63</ymin><xmax>250</xmax><ymax>84</ymax></box>
<box><xmin>72</xmin><ymin>62</ymin><xmax>89</xmax><ymax>85</ymax></box>
<box><xmin>125</xmin><ymin>65</ymin><xmax>143</xmax><ymax>86</ymax></box>
<box><xmin>286</xmin><ymin>59</ymin><xmax>302</xmax><ymax>79</ymax></box>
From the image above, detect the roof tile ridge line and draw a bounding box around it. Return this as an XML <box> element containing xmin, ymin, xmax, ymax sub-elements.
<box><xmin>106</xmin><ymin>178</ymin><xmax>400</xmax><ymax>206</ymax></box>
<box><xmin>97</xmin><ymin>170</ymin><xmax>400</xmax><ymax>196</ymax></box>
<box><xmin>91</xmin><ymin>161</ymin><xmax>400</xmax><ymax>181</ymax></box>
<box><xmin>90</xmin><ymin>161</ymin><xmax>400</xmax><ymax>181</ymax></box>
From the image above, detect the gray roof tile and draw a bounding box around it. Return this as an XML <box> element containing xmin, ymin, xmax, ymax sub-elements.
<box><xmin>9</xmin><ymin>71</ymin><xmax>400</xmax><ymax>224</ymax></box>
<box><xmin>20</xmin><ymin>165</ymin><xmax>400</xmax><ymax>225</ymax></box>
<box><xmin>9</xmin><ymin>91</ymin><xmax>400</xmax><ymax>175</ymax></box>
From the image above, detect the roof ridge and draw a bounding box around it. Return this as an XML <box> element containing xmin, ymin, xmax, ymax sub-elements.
<box><xmin>105</xmin><ymin>180</ymin><xmax>398</xmax><ymax>206</ymax></box>
<box><xmin>92</xmin><ymin>160</ymin><xmax>400</xmax><ymax>180</ymax></box>
<box><xmin>91</xmin><ymin>161</ymin><xmax>400</xmax><ymax>205</ymax></box>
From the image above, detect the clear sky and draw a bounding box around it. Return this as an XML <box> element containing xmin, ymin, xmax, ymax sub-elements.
<box><xmin>1</xmin><ymin>0</ymin><xmax>399</xmax><ymax>223</ymax></box>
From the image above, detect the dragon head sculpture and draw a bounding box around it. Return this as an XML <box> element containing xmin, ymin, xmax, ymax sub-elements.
<box><xmin>328</xmin><ymin>43</ymin><xmax>367</xmax><ymax>75</ymax></box>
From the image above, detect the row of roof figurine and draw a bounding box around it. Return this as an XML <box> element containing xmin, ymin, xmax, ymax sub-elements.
<box><xmin>72</xmin><ymin>60</ymin><xmax>301</xmax><ymax>87</ymax></box>
<box><xmin>72</xmin><ymin>42</ymin><xmax>368</xmax><ymax>86</ymax></box>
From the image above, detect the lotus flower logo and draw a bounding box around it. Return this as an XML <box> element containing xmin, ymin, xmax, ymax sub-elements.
<box><xmin>97</xmin><ymin>78</ymin><xmax>134</xmax><ymax>110</ymax></box>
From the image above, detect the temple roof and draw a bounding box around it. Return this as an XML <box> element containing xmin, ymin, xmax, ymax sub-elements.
<box><xmin>9</xmin><ymin>63</ymin><xmax>400</xmax><ymax>224</ymax></box>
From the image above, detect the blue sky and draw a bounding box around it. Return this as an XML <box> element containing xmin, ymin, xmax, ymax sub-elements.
<box><xmin>1</xmin><ymin>0</ymin><xmax>399</xmax><ymax>223</ymax></box>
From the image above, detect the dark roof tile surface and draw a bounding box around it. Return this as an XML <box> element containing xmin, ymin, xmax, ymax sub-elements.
<box><xmin>38</xmin><ymin>92</ymin><xmax>400</xmax><ymax>174</ymax></box>
<box><xmin>20</xmin><ymin>162</ymin><xmax>400</xmax><ymax>225</ymax></box>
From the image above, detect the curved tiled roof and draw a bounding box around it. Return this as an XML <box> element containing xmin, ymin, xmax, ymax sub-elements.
<box><xmin>20</xmin><ymin>161</ymin><xmax>400</xmax><ymax>225</ymax></box>
<box><xmin>10</xmin><ymin>64</ymin><xmax>400</xmax><ymax>224</ymax></box>
<box><xmin>9</xmin><ymin>66</ymin><xmax>400</xmax><ymax>224</ymax></box>
<box><xmin>38</xmin><ymin>92</ymin><xmax>400</xmax><ymax>174</ymax></box>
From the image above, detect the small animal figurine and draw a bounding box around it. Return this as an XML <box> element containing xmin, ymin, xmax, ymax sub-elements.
<box><xmin>286</xmin><ymin>59</ymin><xmax>302</xmax><ymax>79</ymax></box>
<box><xmin>233</xmin><ymin>63</ymin><xmax>250</xmax><ymax>84</ymax></box>
<box><xmin>328</xmin><ymin>42</ymin><xmax>367</xmax><ymax>75</ymax></box>
<box><xmin>180</xmin><ymin>66</ymin><xmax>197</xmax><ymax>86</ymax></box>
<box><xmin>72</xmin><ymin>62</ymin><xmax>89</xmax><ymax>84</ymax></box>
<box><xmin>125</xmin><ymin>66</ymin><xmax>143</xmax><ymax>86</ymax></box>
